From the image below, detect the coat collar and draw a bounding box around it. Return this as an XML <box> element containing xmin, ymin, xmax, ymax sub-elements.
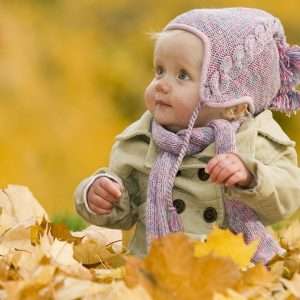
<box><xmin>116</xmin><ymin>110</ymin><xmax>295</xmax><ymax>169</ymax></box>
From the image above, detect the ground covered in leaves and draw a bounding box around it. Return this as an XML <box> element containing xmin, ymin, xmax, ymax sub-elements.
<box><xmin>1</xmin><ymin>185</ymin><xmax>300</xmax><ymax>299</ymax></box>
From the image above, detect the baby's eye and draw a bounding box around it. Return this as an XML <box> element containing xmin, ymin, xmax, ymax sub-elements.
<box><xmin>155</xmin><ymin>66</ymin><xmax>164</xmax><ymax>76</ymax></box>
<box><xmin>177</xmin><ymin>69</ymin><xmax>190</xmax><ymax>80</ymax></box>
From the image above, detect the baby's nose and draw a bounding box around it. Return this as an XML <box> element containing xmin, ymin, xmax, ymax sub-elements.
<box><xmin>155</xmin><ymin>79</ymin><xmax>171</xmax><ymax>94</ymax></box>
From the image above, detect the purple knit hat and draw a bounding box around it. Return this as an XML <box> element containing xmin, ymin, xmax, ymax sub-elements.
<box><xmin>164</xmin><ymin>7</ymin><xmax>300</xmax><ymax>115</ymax></box>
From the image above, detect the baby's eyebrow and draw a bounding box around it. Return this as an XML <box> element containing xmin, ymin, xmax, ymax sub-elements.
<box><xmin>152</xmin><ymin>57</ymin><xmax>201</xmax><ymax>75</ymax></box>
<box><xmin>178</xmin><ymin>55</ymin><xmax>201</xmax><ymax>68</ymax></box>
<box><xmin>177</xmin><ymin>62</ymin><xmax>198</xmax><ymax>75</ymax></box>
<box><xmin>178</xmin><ymin>66</ymin><xmax>189</xmax><ymax>71</ymax></box>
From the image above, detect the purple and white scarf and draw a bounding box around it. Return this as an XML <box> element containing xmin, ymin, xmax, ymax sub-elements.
<box><xmin>146</xmin><ymin>117</ymin><xmax>285</xmax><ymax>264</ymax></box>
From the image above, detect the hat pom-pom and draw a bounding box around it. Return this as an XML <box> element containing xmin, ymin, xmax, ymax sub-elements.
<box><xmin>287</xmin><ymin>45</ymin><xmax>300</xmax><ymax>85</ymax></box>
<box><xmin>270</xmin><ymin>42</ymin><xmax>300</xmax><ymax>115</ymax></box>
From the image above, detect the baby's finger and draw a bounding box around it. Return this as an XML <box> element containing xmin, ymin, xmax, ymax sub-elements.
<box><xmin>89</xmin><ymin>194</ymin><xmax>113</xmax><ymax>210</ymax></box>
<box><xmin>97</xmin><ymin>177</ymin><xmax>122</xmax><ymax>199</ymax></box>
<box><xmin>205</xmin><ymin>154</ymin><xmax>228</xmax><ymax>174</ymax></box>
<box><xmin>209</xmin><ymin>159</ymin><xmax>232</xmax><ymax>182</ymax></box>
<box><xmin>88</xmin><ymin>201</ymin><xmax>112</xmax><ymax>215</ymax></box>
<box><xmin>224</xmin><ymin>171</ymin><xmax>242</xmax><ymax>187</ymax></box>
<box><xmin>214</xmin><ymin>163</ymin><xmax>239</xmax><ymax>184</ymax></box>
<box><xmin>94</xmin><ymin>184</ymin><xmax>120</xmax><ymax>204</ymax></box>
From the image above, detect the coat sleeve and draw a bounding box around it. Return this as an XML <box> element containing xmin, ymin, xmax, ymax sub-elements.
<box><xmin>74</xmin><ymin>140</ymin><xmax>140</xmax><ymax>230</ymax></box>
<box><xmin>226</xmin><ymin>136</ymin><xmax>300</xmax><ymax>226</ymax></box>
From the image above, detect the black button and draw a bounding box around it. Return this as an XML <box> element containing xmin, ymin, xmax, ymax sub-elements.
<box><xmin>173</xmin><ymin>199</ymin><xmax>186</xmax><ymax>214</ymax></box>
<box><xmin>203</xmin><ymin>207</ymin><xmax>218</xmax><ymax>223</ymax></box>
<box><xmin>176</xmin><ymin>170</ymin><xmax>182</xmax><ymax>177</ymax></box>
<box><xmin>198</xmin><ymin>168</ymin><xmax>210</xmax><ymax>181</ymax></box>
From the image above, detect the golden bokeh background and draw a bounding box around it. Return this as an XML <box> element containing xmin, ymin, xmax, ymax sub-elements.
<box><xmin>0</xmin><ymin>0</ymin><xmax>299</xmax><ymax>219</ymax></box>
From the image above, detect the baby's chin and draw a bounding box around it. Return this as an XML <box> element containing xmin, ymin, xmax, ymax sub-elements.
<box><xmin>164</xmin><ymin>124</ymin><xmax>183</xmax><ymax>133</ymax></box>
<box><xmin>158</xmin><ymin>120</ymin><xmax>208</xmax><ymax>132</ymax></box>
<box><xmin>151</xmin><ymin>112</ymin><xmax>189</xmax><ymax>132</ymax></box>
<box><xmin>154</xmin><ymin>119</ymin><xmax>187</xmax><ymax>132</ymax></box>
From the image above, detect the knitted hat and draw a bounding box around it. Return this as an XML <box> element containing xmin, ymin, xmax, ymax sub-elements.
<box><xmin>164</xmin><ymin>7</ymin><xmax>300</xmax><ymax>116</ymax></box>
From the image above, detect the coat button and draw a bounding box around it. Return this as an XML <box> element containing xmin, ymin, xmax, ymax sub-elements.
<box><xmin>173</xmin><ymin>199</ymin><xmax>186</xmax><ymax>214</ymax></box>
<box><xmin>203</xmin><ymin>207</ymin><xmax>217</xmax><ymax>223</ymax></box>
<box><xmin>176</xmin><ymin>170</ymin><xmax>182</xmax><ymax>177</ymax></box>
<box><xmin>198</xmin><ymin>168</ymin><xmax>210</xmax><ymax>181</ymax></box>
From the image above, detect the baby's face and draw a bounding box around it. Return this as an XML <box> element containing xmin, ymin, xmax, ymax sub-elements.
<box><xmin>144</xmin><ymin>30</ymin><xmax>223</xmax><ymax>131</ymax></box>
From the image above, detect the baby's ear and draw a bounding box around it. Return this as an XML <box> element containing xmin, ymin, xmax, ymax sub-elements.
<box><xmin>234</xmin><ymin>103</ymin><xmax>249</xmax><ymax>116</ymax></box>
<box><xmin>223</xmin><ymin>104</ymin><xmax>249</xmax><ymax>120</ymax></box>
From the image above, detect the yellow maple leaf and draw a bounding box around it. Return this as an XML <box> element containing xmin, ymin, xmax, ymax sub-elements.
<box><xmin>214</xmin><ymin>289</ymin><xmax>247</xmax><ymax>300</ymax></box>
<box><xmin>50</xmin><ymin>223</ymin><xmax>82</xmax><ymax>245</ymax></box>
<box><xmin>194</xmin><ymin>226</ymin><xmax>259</xmax><ymax>269</ymax></box>
<box><xmin>72</xmin><ymin>225</ymin><xmax>124</xmax><ymax>267</ymax></box>
<box><xmin>278</xmin><ymin>220</ymin><xmax>300</xmax><ymax>251</ymax></box>
<box><xmin>0</xmin><ymin>185</ymin><xmax>48</xmax><ymax>225</ymax></box>
<box><xmin>234</xmin><ymin>264</ymin><xmax>276</xmax><ymax>300</ymax></box>
<box><xmin>236</xmin><ymin>264</ymin><xmax>275</xmax><ymax>289</ymax></box>
<box><xmin>281</xmin><ymin>273</ymin><xmax>300</xmax><ymax>298</ymax></box>
<box><xmin>30</xmin><ymin>217</ymin><xmax>82</xmax><ymax>246</ymax></box>
<box><xmin>73</xmin><ymin>239</ymin><xmax>116</xmax><ymax>266</ymax></box>
<box><xmin>125</xmin><ymin>233</ymin><xmax>241</xmax><ymax>300</ymax></box>
<box><xmin>3</xmin><ymin>265</ymin><xmax>56</xmax><ymax>300</ymax></box>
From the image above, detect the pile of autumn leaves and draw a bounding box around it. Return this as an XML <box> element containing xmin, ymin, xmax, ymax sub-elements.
<box><xmin>1</xmin><ymin>186</ymin><xmax>300</xmax><ymax>299</ymax></box>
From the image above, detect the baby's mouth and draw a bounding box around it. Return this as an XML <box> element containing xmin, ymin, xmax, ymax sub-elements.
<box><xmin>155</xmin><ymin>100</ymin><xmax>171</xmax><ymax>107</ymax></box>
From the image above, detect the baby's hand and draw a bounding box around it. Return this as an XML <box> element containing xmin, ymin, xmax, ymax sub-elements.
<box><xmin>87</xmin><ymin>177</ymin><xmax>122</xmax><ymax>214</ymax></box>
<box><xmin>205</xmin><ymin>153</ymin><xmax>254</xmax><ymax>188</ymax></box>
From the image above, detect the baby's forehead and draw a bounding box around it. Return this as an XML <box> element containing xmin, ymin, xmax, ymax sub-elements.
<box><xmin>153</xmin><ymin>30</ymin><xmax>203</xmax><ymax>66</ymax></box>
<box><xmin>154</xmin><ymin>29</ymin><xmax>201</xmax><ymax>47</ymax></box>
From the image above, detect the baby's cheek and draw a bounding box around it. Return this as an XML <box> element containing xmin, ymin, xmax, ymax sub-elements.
<box><xmin>144</xmin><ymin>85</ymin><xmax>155</xmax><ymax>111</ymax></box>
<box><xmin>180</xmin><ymin>101</ymin><xmax>197</xmax><ymax>121</ymax></box>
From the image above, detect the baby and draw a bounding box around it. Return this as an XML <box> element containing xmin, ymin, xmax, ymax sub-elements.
<box><xmin>74</xmin><ymin>7</ymin><xmax>300</xmax><ymax>264</ymax></box>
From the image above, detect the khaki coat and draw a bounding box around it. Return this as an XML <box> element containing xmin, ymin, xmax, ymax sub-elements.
<box><xmin>74</xmin><ymin>110</ymin><xmax>300</xmax><ymax>256</ymax></box>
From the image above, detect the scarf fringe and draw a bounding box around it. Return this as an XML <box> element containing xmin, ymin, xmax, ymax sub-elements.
<box><xmin>224</xmin><ymin>199</ymin><xmax>285</xmax><ymax>264</ymax></box>
<box><xmin>252</xmin><ymin>234</ymin><xmax>286</xmax><ymax>264</ymax></box>
<box><xmin>168</xmin><ymin>206</ymin><xmax>184</xmax><ymax>232</ymax></box>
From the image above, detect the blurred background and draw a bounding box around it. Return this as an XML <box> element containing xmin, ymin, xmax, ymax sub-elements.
<box><xmin>0</xmin><ymin>0</ymin><xmax>299</xmax><ymax>229</ymax></box>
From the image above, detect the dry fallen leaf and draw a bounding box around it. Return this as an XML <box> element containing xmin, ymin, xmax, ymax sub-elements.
<box><xmin>73</xmin><ymin>226</ymin><xmax>123</xmax><ymax>267</ymax></box>
<box><xmin>1</xmin><ymin>185</ymin><xmax>300</xmax><ymax>300</ymax></box>
<box><xmin>194</xmin><ymin>226</ymin><xmax>259</xmax><ymax>269</ymax></box>
<box><xmin>0</xmin><ymin>223</ymin><xmax>36</xmax><ymax>256</ymax></box>
<box><xmin>214</xmin><ymin>289</ymin><xmax>248</xmax><ymax>300</ymax></box>
<box><xmin>125</xmin><ymin>233</ymin><xmax>241</xmax><ymax>300</ymax></box>
<box><xmin>278</xmin><ymin>220</ymin><xmax>300</xmax><ymax>251</ymax></box>
<box><xmin>281</xmin><ymin>273</ymin><xmax>300</xmax><ymax>298</ymax></box>
<box><xmin>72</xmin><ymin>225</ymin><xmax>122</xmax><ymax>253</ymax></box>
<box><xmin>0</xmin><ymin>185</ymin><xmax>48</xmax><ymax>225</ymax></box>
<box><xmin>54</xmin><ymin>278</ymin><xmax>150</xmax><ymax>300</ymax></box>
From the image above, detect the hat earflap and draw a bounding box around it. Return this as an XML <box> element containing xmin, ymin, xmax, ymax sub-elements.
<box><xmin>270</xmin><ymin>41</ymin><xmax>300</xmax><ymax>116</ymax></box>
